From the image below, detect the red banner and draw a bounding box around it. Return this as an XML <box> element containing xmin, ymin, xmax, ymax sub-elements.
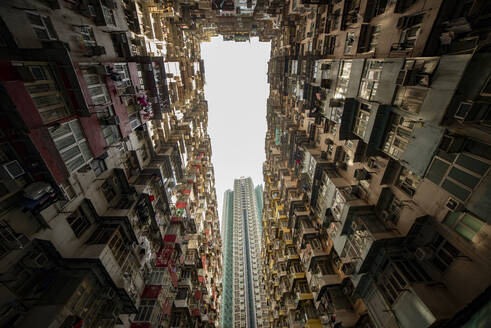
<box><xmin>176</xmin><ymin>201</ymin><xmax>187</xmax><ymax>208</ymax></box>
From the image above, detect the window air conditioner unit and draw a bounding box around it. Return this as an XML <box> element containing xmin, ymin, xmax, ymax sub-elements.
<box><xmin>1</xmin><ymin>160</ymin><xmax>25</xmax><ymax>179</ymax></box>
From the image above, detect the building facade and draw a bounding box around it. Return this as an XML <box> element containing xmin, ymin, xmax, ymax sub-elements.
<box><xmin>221</xmin><ymin>178</ymin><xmax>269</xmax><ymax>328</ymax></box>
<box><xmin>260</xmin><ymin>1</ymin><xmax>491</xmax><ymax>328</ymax></box>
<box><xmin>0</xmin><ymin>1</ymin><xmax>223</xmax><ymax>327</ymax></box>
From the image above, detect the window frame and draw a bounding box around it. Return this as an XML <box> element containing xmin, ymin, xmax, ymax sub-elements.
<box><xmin>26</xmin><ymin>12</ymin><xmax>57</xmax><ymax>41</ymax></box>
<box><xmin>49</xmin><ymin>119</ymin><xmax>93</xmax><ymax>173</ymax></box>
<box><xmin>426</xmin><ymin>151</ymin><xmax>490</xmax><ymax>202</ymax></box>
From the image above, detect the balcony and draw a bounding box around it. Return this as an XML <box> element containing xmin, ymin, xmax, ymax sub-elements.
<box><xmin>300</xmin><ymin>241</ymin><xmax>329</xmax><ymax>270</ymax></box>
<box><xmin>174</xmin><ymin>288</ymin><xmax>189</xmax><ymax>308</ymax></box>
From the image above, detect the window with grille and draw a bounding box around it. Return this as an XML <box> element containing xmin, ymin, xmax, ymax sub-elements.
<box><xmin>382</xmin><ymin>114</ymin><xmax>415</xmax><ymax>159</ymax></box>
<box><xmin>334</xmin><ymin>60</ymin><xmax>352</xmax><ymax>100</ymax></box>
<box><xmin>102</xmin><ymin>6</ymin><xmax>116</xmax><ymax>26</ymax></box>
<box><xmin>26</xmin><ymin>13</ymin><xmax>57</xmax><ymax>41</ymax></box>
<box><xmin>18</xmin><ymin>63</ymin><xmax>71</xmax><ymax>123</ymax></box>
<box><xmin>353</xmin><ymin>103</ymin><xmax>371</xmax><ymax>138</ymax></box>
<box><xmin>429</xmin><ymin>234</ymin><xmax>459</xmax><ymax>272</ymax></box>
<box><xmin>66</xmin><ymin>200</ymin><xmax>96</xmax><ymax>237</ymax></box>
<box><xmin>82</xmin><ymin>67</ymin><xmax>111</xmax><ymax>105</ymax></box>
<box><xmin>134</xmin><ymin>300</ymin><xmax>156</xmax><ymax>322</ymax></box>
<box><xmin>49</xmin><ymin>120</ymin><xmax>93</xmax><ymax>173</ymax></box>
<box><xmin>344</xmin><ymin>32</ymin><xmax>356</xmax><ymax>55</ymax></box>
<box><xmin>79</xmin><ymin>26</ymin><xmax>96</xmax><ymax>46</ymax></box>
<box><xmin>359</xmin><ymin>61</ymin><xmax>382</xmax><ymax>101</ymax></box>
<box><xmin>108</xmin><ymin>229</ymin><xmax>129</xmax><ymax>266</ymax></box>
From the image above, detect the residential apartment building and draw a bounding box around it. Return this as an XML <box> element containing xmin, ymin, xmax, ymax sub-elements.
<box><xmin>0</xmin><ymin>1</ymin><xmax>222</xmax><ymax>327</ymax></box>
<box><xmin>221</xmin><ymin>178</ymin><xmax>269</xmax><ymax>328</ymax></box>
<box><xmin>260</xmin><ymin>0</ymin><xmax>491</xmax><ymax>328</ymax></box>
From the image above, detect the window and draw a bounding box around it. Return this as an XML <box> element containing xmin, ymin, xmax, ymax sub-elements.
<box><xmin>369</xmin><ymin>25</ymin><xmax>382</xmax><ymax>52</ymax></box>
<box><xmin>101</xmin><ymin>178</ymin><xmax>117</xmax><ymax>202</ymax></box>
<box><xmin>429</xmin><ymin>235</ymin><xmax>459</xmax><ymax>272</ymax></box>
<box><xmin>90</xmin><ymin>158</ymin><xmax>107</xmax><ymax>177</ymax></box>
<box><xmin>108</xmin><ymin>229</ymin><xmax>129</xmax><ymax>266</ymax></box>
<box><xmin>353</xmin><ymin>103</ymin><xmax>371</xmax><ymax>139</ymax></box>
<box><xmin>383</xmin><ymin>114</ymin><xmax>415</xmax><ymax>159</ymax></box>
<box><xmin>49</xmin><ymin>120</ymin><xmax>93</xmax><ymax>173</ymax></box>
<box><xmin>79</xmin><ymin>26</ymin><xmax>96</xmax><ymax>46</ymax></box>
<box><xmin>82</xmin><ymin>67</ymin><xmax>111</xmax><ymax>105</ymax></box>
<box><xmin>97</xmin><ymin>106</ymin><xmax>121</xmax><ymax>145</ymax></box>
<box><xmin>397</xmin><ymin>167</ymin><xmax>421</xmax><ymax>196</ymax></box>
<box><xmin>113</xmin><ymin>63</ymin><xmax>131</xmax><ymax>88</ymax></box>
<box><xmin>334</xmin><ymin>60</ymin><xmax>352</xmax><ymax>100</ymax></box>
<box><xmin>332</xmin><ymin>10</ymin><xmax>340</xmax><ymax>30</ymax></box>
<box><xmin>378</xmin><ymin>262</ymin><xmax>409</xmax><ymax>305</ymax></box>
<box><xmin>67</xmin><ymin>201</ymin><xmax>96</xmax><ymax>237</ymax></box>
<box><xmin>426</xmin><ymin>151</ymin><xmax>490</xmax><ymax>201</ymax></box>
<box><xmin>27</xmin><ymin>13</ymin><xmax>57</xmax><ymax>41</ymax></box>
<box><xmin>135</xmin><ymin>300</ymin><xmax>156</xmax><ymax>322</ymax></box>
<box><xmin>444</xmin><ymin>211</ymin><xmax>484</xmax><ymax>241</ymax></box>
<box><xmin>344</xmin><ymin>32</ymin><xmax>356</xmax><ymax>55</ymax></box>
<box><xmin>102</xmin><ymin>6</ymin><xmax>116</xmax><ymax>26</ymax></box>
<box><xmin>88</xmin><ymin>226</ymin><xmax>114</xmax><ymax>244</ymax></box>
<box><xmin>17</xmin><ymin>63</ymin><xmax>71</xmax><ymax>123</ymax></box>
<box><xmin>359</xmin><ymin>61</ymin><xmax>382</xmax><ymax>101</ymax></box>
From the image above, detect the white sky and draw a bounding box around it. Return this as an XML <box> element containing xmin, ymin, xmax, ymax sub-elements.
<box><xmin>201</xmin><ymin>37</ymin><xmax>271</xmax><ymax>224</ymax></box>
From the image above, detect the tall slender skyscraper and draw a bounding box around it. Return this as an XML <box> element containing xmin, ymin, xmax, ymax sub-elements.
<box><xmin>221</xmin><ymin>177</ymin><xmax>268</xmax><ymax>328</ymax></box>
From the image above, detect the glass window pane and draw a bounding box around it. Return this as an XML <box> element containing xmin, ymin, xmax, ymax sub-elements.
<box><xmin>27</xmin><ymin>13</ymin><xmax>43</xmax><ymax>25</ymax></box>
<box><xmin>442</xmin><ymin>179</ymin><xmax>471</xmax><ymax>201</ymax></box>
<box><xmin>456</xmin><ymin>154</ymin><xmax>489</xmax><ymax>175</ymax></box>
<box><xmin>61</xmin><ymin>145</ymin><xmax>81</xmax><ymax>162</ymax></box>
<box><xmin>55</xmin><ymin>135</ymin><xmax>76</xmax><ymax>151</ymax></box>
<box><xmin>32</xmin><ymin>94</ymin><xmax>62</xmax><ymax>108</ymax></box>
<box><xmin>426</xmin><ymin>158</ymin><xmax>449</xmax><ymax>185</ymax></box>
<box><xmin>443</xmin><ymin>212</ymin><xmax>460</xmax><ymax>228</ymax></box>
<box><xmin>70</xmin><ymin>120</ymin><xmax>85</xmax><ymax>141</ymax></box>
<box><xmin>50</xmin><ymin>124</ymin><xmax>71</xmax><ymax>139</ymax></box>
<box><xmin>33</xmin><ymin>27</ymin><xmax>49</xmax><ymax>40</ymax></box>
<box><xmin>455</xmin><ymin>224</ymin><xmax>476</xmax><ymax>241</ymax></box>
<box><xmin>448</xmin><ymin>167</ymin><xmax>480</xmax><ymax>189</ymax></box>
<box><xmin>67</xmin><ymin>155</ymin><xmax>85</xmax><ymax>172</ymax></box>
<box><xmin>79</xmin><ymin>141</ymin><xmax>93</xmax><ymax>161</ymax></box>
<box><xmin>461</xmin><ymin>214</ymin><xmax>484</xmax><ymax>233</ymax></box>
